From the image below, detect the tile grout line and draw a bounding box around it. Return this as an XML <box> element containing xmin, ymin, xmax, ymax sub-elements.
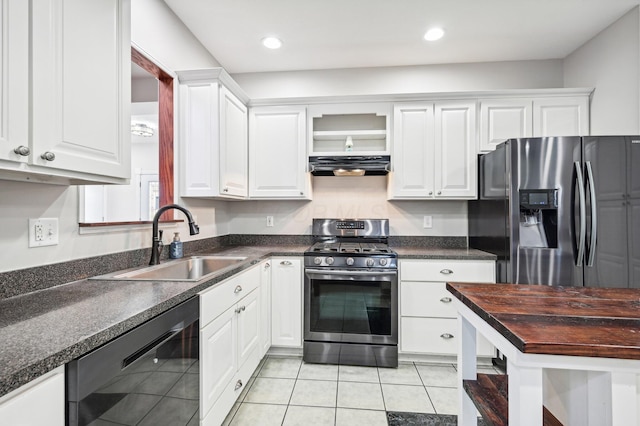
<box><xmin>280</xmin><ymin>357</ymin><xmax>303</xmax><ymax>426</ymax></box>
<box><xmin>413</xmin><ymin>361</ymin><xmax>438</xmax><ymax>415</ymax></box>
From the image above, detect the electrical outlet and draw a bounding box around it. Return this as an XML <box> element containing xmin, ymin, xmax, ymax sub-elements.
<box><xmin>29</xmin><ymin>218</ymin><xmax>59</xmax><ymax>247</ymax></box>
<box><xmin>423</xmin><ymin>215</ymin><xmax>433</xmax><ymax>229</ymax></box>
<box><xmin>266</xmin><ymin>216</ymin><xmax>274</xmax><ymax>227</ymax></box>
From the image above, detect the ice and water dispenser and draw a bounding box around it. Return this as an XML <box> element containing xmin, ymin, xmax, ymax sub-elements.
<box><xmin>519</xmin><ymin>189</ymin><xmax>558</xmax><ymax>248</ymax></box>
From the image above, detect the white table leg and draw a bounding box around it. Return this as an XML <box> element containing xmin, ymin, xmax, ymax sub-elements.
<box><xmin>458</xmin><ymin>315</ymin><xmax>477</xmax><ymax>426</ymax></box>
<box><xmin>507</xmin><ymin>359</ymin><xmax>543</xmax><ymax>426</ymax></box>
<box><xmin>611</xmin><ymin>371</ymin><xmax>637</xmax><ymax>426</ymax></box>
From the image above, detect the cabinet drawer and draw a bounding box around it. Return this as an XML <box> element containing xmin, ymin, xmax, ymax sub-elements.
<box><xmin>400</xmin><ymin>281</ymin><xmax>456</xmax><ymax>318</ymax></box>
<box><xmin>200</xmin><ymin>265</ymin><xmax>260</xmax><ymax>327</ymax></box>
<box><xmin>400</xmin><ymin>259</ymin><xmax>495</xmax><ymax>282</ymax></box>
<box><xmin>400</xmin><ymin>317</ymin><xmax>494</xmax><ymax>357</ymax></box>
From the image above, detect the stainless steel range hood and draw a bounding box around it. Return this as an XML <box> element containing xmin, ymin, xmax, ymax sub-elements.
<box><xmin>309</xmin><ymin>155</ymin><xmax>391</xmax><ymax>176</ymax></box>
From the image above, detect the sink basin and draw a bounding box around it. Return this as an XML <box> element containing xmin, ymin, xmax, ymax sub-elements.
<box><xmin>92</xmin><ymin>256</ymin><xmax>247</xmax><ymax>282</ymax></box>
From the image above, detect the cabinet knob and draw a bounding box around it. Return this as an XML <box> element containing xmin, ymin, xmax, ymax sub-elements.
<box><xmin>265</xmin><ymin>262</ymin><xmax>271</xmax><ymax>269</ymax></box>
<box><xmin>234</xmin><ymin>380</ymin><xmax>243</xmax><ymax>391</ymax></box>
<box><xmin>440</xmin><ymin>297</ymin><xmax>452</xmax><ymax>303</ymax></box>
<box><xmin>223</xmin><ymin>187</ymin><xmax>229</xmax><ymax>192</ymax></box>
<box><xmin>280</xmin><ymin>260</ymin><xmax>292</xmax><ymax>266</ymax></box>
<box><xmin>440</xmin><ymin>269</ymin><xmax>453</xmax><ymax>275</ymax></box>
<box><xmin>437</xmin><ymin>191</ymin><xmax>442</xmax><ymax>195</ymax></box>
<box><xmin>40</xmin><ymin>151</ymin><xmax>56</xmax><ymax>161</ymax></box>
<box><xmin>235</xmin><ymin>305</ymin><xmax>246</xmax><ymax>314</ymax></box>
<box><xmin>13</xmin><ymin>146</ymin><xmax>30</xmax><ymax>156</ymax></box>
<box><xmin>428</xmin><ymin>191</ymin><xmax>433</xmax><ymax>195</ymax></box>
<box><xmin>234</xmin><ymin>285</ymin><xmax>243</xmax><ymax>293</ymax></box>
<box><xmin>440</xmin><ymin>333</ymin><xmax>454</xmax><ymax>339</ymax></box>
<box><xmin>300</xmin><ymin>192</ymin><xmax>304</xmax><ymax>196</ymax></box>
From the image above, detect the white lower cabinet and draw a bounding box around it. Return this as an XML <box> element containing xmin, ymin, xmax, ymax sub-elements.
<box><xmin>0</xmin><ymin>366</ymin><xmax>65</xmax><ymax>425</ymax></box>
<box><xmin>271</xmin><ymin>257</ymin><xmax>303</xmax><ymax>348</ymax></box>
<box><xmin>200</xmin><ymin>265</ymin><xmax>261</xmax><ymax>426</ymax></box>
<box><xmin>399</xmin><ymin>259</ymin><xmax>496</xmax><ymax>357</ymax></box>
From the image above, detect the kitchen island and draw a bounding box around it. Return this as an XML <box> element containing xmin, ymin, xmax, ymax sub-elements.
<box><xmin>447</xmin><ymin>282</ymin><xmax>640</xmax><ymax>426</ymax></box>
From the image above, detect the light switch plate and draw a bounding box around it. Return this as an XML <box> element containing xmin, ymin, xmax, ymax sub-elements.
<box><xmin>29</xmin><ymin>218</ymin><xmax>59</xmax><ymax>247</ymax></box>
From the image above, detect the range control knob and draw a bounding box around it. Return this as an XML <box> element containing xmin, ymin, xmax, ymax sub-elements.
<box><xmin>366</xmin><ymin>258</ymin><xmax>375</xmax><ymax>267</ymax></box>
<box><xmin>326</xmin><ymin>257</ymin><xmax>335</xmax><ymax>265</ymax></box>
<box><xmin>314</xmin><ymin>257</ymin><xmax>322</xmax><ymax>265</ymax></box>
<box><xmin>379</xmin><ymin>258</ymin><xmax>388</xmax><ymax>266</ymax></box>
<box><xmin>346</xmin><ymin>257</ymin><xmax>355</xmax><ymax>266</ymax></box>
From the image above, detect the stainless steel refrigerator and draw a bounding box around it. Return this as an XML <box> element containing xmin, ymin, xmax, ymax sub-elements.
<box><xmin>469</xmin><ymin>136</ymin><xmax>640</xmax><ymax>288</ymax></box>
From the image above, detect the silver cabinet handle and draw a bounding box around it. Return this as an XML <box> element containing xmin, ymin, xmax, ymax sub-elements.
<box><xmin>234</xmin><ymin>285</ymin><xmax>243</xmax><ymax>293</ymax></box>
<box><xmin>235</xmin><ymin>305</ymin><xmax>246</xmax><ymax>314</ymax></box>
<box><xmin>280</xmin><ymin>260</ymin><xmax>292</xmax><ymax>266</ymax></box>
<box><xmin>234</xmin><ymin>380</ymin><xmax>243</xmax><ymax>390</ymax></box>
<box><xmin>440</xmin><ymin>269</ymin><xmax>453</xmax><ymax>275</ymax></box>
<box><xmin>440</xmin><ymin>297</ymin><xmax>452</xmax><ymax>303</ymax></box>
<box><xmin>265</xmin><ymin>262</ymin><xmax>271</xmax><ymax>269</ymax></box>
<box><xmin>13</xmin><ymin>146</ymin><xmax>30</xmax><ymax>156</ymax></box>
<box><xmin>40</xmin><ymin>151</ymin><xmax>55</xmax><ymax>161</ymax></box>
<box><xmin>440</xmin><ymin>333</ymin><xmax>454</xmax><ymax>339</ymax></box>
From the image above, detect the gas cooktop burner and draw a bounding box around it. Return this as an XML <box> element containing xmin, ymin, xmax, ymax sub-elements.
<box><xmin>309</xmin><ymin>242</ymin><xmax>394</xmax><ymax>255</ymax></box>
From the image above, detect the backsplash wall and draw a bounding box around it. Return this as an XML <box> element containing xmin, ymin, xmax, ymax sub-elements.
<box><xmin>228</xmin><ymin>176</ymin><xmax>468</xmax><ymax>236</ymax></box>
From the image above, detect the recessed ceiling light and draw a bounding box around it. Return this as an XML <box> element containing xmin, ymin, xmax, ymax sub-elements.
<box><xmin>424</xmin><ymin>28</ymin><xmax>445</xmax><ymax>41</ymax></box>
<box><xmin>262</xmin><ymin>37</ymin><xmax>282</xmax><ymax>49</ymax></box>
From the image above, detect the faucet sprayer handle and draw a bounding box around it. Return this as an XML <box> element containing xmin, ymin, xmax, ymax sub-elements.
<box><xmin>158</xmin><ymin>229</ymin><xmax>164</xmax><ymax>241</ymax></box>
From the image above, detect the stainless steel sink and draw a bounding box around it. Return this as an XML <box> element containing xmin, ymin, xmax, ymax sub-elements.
<box><xmin>91</xmin><ymin>256</ymin><xmax>247</xmax><ymax>282</ymax></box>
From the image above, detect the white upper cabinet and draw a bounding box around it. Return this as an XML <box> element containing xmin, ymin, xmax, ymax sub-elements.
<box><xmin>389</xmin><ymin>101</ymin><xmax>477</xmax><ymax>199</ymax></box>
<box><xmin>478</xmin><ymin>92</ymin><xmax>590</xmax><ymax>152</ymax></box>
<box><xmin>219</xmin><ymin>86</ymin><xmax>249</xmax><ymax>197</ymax></box>
<box><xmin>479</xmin><ymin>99</ymin><xmax>533</xmax><ymax>152</ymax></box>
<box><xmin>1</xmin><ymin>0</ymin><xmax>131</xmax><ymax>184</ymax></box>
<box><xmin>389</xmin><ymin>103</ymin><xmax>435</xmax><ymax>197</ymax></box>
<box><xmin>533</xmin><ymin>96</ymin><xmax>590</xmax><ymax>137</ymax></box>
<box><xmin>0</xmin><ymin>0</ymin><xmax>29</xmax><ymax>165</ymax></box>
<box><xmin>178</xmin><ymin>69</ymin><xmax>249</xmax><ymax>199</ymax></box>
<box><xmin>249</xmin><ymin>105</ymin><xmax>310</xmax><ymax>199</ymax></box>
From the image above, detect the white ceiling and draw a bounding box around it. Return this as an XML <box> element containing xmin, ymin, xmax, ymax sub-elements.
<box><xmin>163</xmin><ymin>0</ymin><xmax>640</xmax><ymax>74</ymax></box>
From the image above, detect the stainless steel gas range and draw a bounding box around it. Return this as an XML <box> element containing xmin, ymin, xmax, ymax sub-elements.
<box><xmin>303</xmin><ymin>218</ymin><xmax>398</xmax><ymax>368</ymax></box>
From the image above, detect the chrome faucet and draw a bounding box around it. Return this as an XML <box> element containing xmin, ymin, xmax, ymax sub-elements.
<box><xmin>149</xmin><ymin>204</ymin><xmax>200</xmax><ymax>265</ymax></box>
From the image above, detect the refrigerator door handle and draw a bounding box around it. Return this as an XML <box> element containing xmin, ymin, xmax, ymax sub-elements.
<box><xmin>585</xmin><ymin>161</ymin><xmax>597</xmax><ymax>267</ymax></box>
<box><xmin>575</xmin><ymin>161</ymin><xmax>587</xmax><ymax>267</ymax></box>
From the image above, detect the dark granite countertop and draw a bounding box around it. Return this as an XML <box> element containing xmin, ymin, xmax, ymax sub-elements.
<box><xmin>0</xmin><ymin>243</ymin><xmax>494</xmax><ymax>397</ymax></box>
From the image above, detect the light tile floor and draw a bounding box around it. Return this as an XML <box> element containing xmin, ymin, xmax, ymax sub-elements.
<box><xmin>223</xmin><ymin>356</ymin><xmax>502</xmax><ymax>426</ymax></box>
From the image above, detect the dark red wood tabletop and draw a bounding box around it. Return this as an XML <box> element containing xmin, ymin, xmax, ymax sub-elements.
<box><xmin>446</xmin><ymin>282</ymin><xmax>640</xmax><ymax>360</ymax></box>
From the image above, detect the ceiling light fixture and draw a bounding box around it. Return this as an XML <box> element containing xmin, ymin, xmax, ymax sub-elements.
<box><xmin>131</xmin><ymin>122</ymin><xmax>154</xmax><ymax>137</ymax></box>
<box><xmin>424</xmin><ymin>27</ymin><xmax>445</xmax><ymax>41</ymax></box>
<box><xmin>262</xmin><ymin>37</ymin><xmax>282</xmax><ymax>49</ymax></box>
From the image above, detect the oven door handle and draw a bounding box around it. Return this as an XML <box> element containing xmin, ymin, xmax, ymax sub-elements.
<box><xmin>305</xmin><ymin>268</ymin><xmax>397</xmax><ymax>280</ymax></box>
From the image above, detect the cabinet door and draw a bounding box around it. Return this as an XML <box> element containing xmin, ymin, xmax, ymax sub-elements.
<box><xmin>533</xmin><ymin>97</ymin><xmax>589</xmax><ymax>137</ymax></box>
<box><xmin>0</xmin><ymin>366</ymin><xmax>64</xmax><ymax>426</ymax></box>
<box><xmin>389</xmin><ymin>103</ymin><xmax>435</xmax><ymax>198</ymax></box>
<box><xmin>219</xmin><ymin>86</ymin><xmax>248</xmax><ymax>197</ymax></box>
<box><xmin>237</xmin><ymin>289</ymin><xmax>260</xmax><ymax>368</ymax></box>
<box><xmin>180</xmin><ymin>82</ymin><xmax>221</xmax><ymax>197</ymax></box>
<box><xmin>0</xmin><ymin>0</ymin><xmax>29</xmax><ymax>164</ymax></box>
<box><xmin>200</xmin><ymin>306</ymin><xmax>236</xmax><ymax>419</ymax></box>
<box><xmin>259</xmin><ymin>260</ymin><xmax>272</xmax><ymax>357</ymax></box>
<box><xmin>271</xmin><ymin>257</ymin><xmax>303</xmax><ymax>347</ymax></box>
<box><xmin>249</xmin><ymin>106</ymin><xmax>309</xmax><ymax>199</ymax></box>
<box><xmin>31</xmin><ymin>0</ymin><xmax>130</xmax><ymax>178</ymax></box>
<box><xmin>479</xmin><ymin>99</ymin><xmax>532</xmax><ymax>152</ymax></box>
<box><xmin>434</xmin><ymin>101</ymin><xmax>477</xmax><ymax>198</ymax></box>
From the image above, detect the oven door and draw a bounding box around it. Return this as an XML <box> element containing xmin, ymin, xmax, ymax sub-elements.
<box><xmin>304</xmin><ymin>268</ymin><xmax>398</xmax><ymax>345</ymax></box>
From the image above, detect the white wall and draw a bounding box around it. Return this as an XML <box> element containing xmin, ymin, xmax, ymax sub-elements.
<box><xmin>229</xmin><ymin>177</ymin><xmax>468</xmax><ymax>236</ymax></box>
<box><xmin>564</xmin><ymin>7</ymin><xmax>640</xmax><ymax>135</ymax></box>
<box><xmin>232</xmin><ymin>59</ymin><xmax>564</xmax><ymax>99</ymax></box>
<box><xmin>0</xmin><ymin>0</ymin><xmax>224</xmax><ymax>273</ymax></box>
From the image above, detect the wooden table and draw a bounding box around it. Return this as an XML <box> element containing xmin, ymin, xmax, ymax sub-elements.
<box><xmin>447</xmin><ymin>282</ymin><xmax>640</xmax><ymax>426</ymax></box>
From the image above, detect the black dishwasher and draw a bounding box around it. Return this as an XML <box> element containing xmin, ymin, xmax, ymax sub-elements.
<box><xmin>66</xmin><ymin>297</ymin><xmax>199</xmax><ymax>426</ymax></box>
